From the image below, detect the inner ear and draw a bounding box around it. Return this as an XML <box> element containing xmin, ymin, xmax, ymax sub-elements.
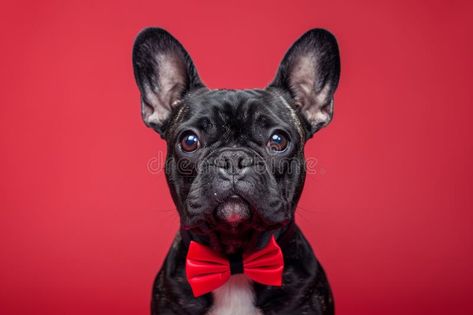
<box><xmin>268</xmin><ymin>29</ymin><xmax>340</xmax><ymax>137</ymax></box>
<box><xmin>132</xmin><ymin>28</ymin><xmax>205</xmax><ymax>136</ymax></box>
<box><xmin>140</xmin><ymin>54</ymin><xmax>187</xmax><ymax>128</ymax></box>
<box><xmin>291</xmin><ymin>55</ymin><xmax>334</xmax><ymax>129</ymax></box>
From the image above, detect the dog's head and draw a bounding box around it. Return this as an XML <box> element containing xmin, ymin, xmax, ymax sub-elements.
<box><xmin>132</xmin><ymin>28</ymin><xmax>340</xmax><ymax>254</ymax></box>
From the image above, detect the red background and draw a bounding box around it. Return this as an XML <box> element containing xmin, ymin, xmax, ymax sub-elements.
<box><xmin>1</xmin><ymin>0</ymin><xmax>472</xmax><ymax>314</ymax></box>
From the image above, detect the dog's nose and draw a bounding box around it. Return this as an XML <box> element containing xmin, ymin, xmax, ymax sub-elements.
<box><xmin>216</xmin><ymin>150</ymin><xmax>253</xmax><ymax>179</ymax></box>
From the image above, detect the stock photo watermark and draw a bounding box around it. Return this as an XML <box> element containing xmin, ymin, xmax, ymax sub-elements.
<box><xmin>146</xmin><ymin>151</ymin><xmax>324</xmax><ymax>176</ymax></box>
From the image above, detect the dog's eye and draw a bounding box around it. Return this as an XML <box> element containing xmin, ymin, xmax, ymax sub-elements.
<box><xmin>180</xmin><ymin>132</ymin><xmax>200</xmax><ymax>152</ymax></box>
<box><xmin>267</xmin><ymin>132</ymin><xmax>288</xmax><ymax>152</ymax></box>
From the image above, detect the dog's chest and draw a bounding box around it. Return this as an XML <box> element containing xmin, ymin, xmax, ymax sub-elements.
<box><xmin>206</xmin><ymin>275</ymin><xmax>262</xmax><ymax>315</ymax></box>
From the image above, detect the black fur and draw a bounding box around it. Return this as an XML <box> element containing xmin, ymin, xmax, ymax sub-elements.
<box><xmin>132</xmin><ymin>27</ymin><xmax>340</xmax><ymax>314</ymax></box>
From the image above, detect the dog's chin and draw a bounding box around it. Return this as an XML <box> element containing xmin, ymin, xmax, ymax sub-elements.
<box><xmin>184</xmin><ymin>195</ymin><xmax>288</xmax><ymax>254</ymax></box>
<box><xmin>192</xmin><ymin>195</ymin><xmax>281</xmax><ymax>254</ymax></box>
<box><xmin>208</xmin><ymin>195</ymin><xmax>254</xmax><ymax>254</ymax></box>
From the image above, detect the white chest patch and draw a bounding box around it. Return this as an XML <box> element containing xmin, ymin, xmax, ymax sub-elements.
<box><xmin>206</xmin><ymin>275</ymin><xmax>262</xmax><ymax>315</ymax></box>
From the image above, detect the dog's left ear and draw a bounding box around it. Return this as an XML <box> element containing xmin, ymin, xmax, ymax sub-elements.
<box><xmin>268</xmin><ymin>29</ymin><xmax>341</xmax><ymax>137</ymax></box>
<box><xmin>132</xmin><ymin>28</ymin><xmax>205</xmax><ymax>137</ymax></box>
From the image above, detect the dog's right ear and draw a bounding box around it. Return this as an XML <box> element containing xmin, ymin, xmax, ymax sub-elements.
<box><xmin>132</xmin><ymin>28</ymin><xmax>205</xmax><ymax>136</ymax></box>
<box><xmin>268</xmin><ymin>29</ymin><xmax>340</xmax><ymax>138</ymax></box>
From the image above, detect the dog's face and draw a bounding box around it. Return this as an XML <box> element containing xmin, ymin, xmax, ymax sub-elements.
<box><xmin>132</xmin><ymin>28</ymin><xmax>340</xmax><ymax>254</ymax></box>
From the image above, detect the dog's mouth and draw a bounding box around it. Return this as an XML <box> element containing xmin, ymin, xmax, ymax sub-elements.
<box><xmin>214</xmin><ymin>194</ymin><xmax>251</xmax><ymax>226</ymax></box>
<box><xmin>199</xmin><ymin>195</ymin><xmax>283</xmax><ymax>254</ymax></box>
<box><xmin>182</xmin><ymin>194</ymin><xmax>289</xmax><ymax>254</ymax></box>
<box><xmin>211</xmin><ymin>195</ymin><xmax>256</xmax><ymax>253</ymax></box>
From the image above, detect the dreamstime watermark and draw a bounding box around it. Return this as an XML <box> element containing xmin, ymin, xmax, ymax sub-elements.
<box><xmin>146</xmin><ymin>150</ymin><xmax>325</xmax><ymax>176</ymax></box>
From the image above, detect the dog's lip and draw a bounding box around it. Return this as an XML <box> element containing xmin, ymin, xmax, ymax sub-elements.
<box><xmin>214</xmin><ymin>194</ymin><xmax>251</xmax><ymax>227</ymax></box>
<box><xmin>181</xmin><ymin>194</ymin><xmax>290</xmax><ymax>254</ymax></box>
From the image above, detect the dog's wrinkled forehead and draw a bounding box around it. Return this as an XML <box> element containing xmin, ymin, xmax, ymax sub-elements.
<box><xmin>168</xmin><ymin>89</ymin><xmax>305</xmax><ymax>143</ymax></box>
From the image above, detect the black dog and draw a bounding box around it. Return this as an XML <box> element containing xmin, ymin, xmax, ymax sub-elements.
<box><xmin>132</xmin><ymin>27</ymin><xmax>340</xmax><ymax>315</ymax></box>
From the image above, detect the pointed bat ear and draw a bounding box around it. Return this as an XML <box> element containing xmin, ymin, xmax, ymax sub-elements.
<box><xmin>132</xmin><ymin>28</ymin><xmax>205</xmax><ymax>136</ymax></box>
<box><xmin>268</xmin><ymin>29</ymin><xmax>341</xmax><ymax>137</ymax></box>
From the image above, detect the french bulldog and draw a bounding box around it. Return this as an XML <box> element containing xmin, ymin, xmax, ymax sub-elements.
<box><xmin>132</xmin><ymin>27</ymin><xmax>340</xmax><ymax>315</ymax></box>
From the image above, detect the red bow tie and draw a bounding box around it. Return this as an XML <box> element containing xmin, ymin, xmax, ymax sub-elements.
<box><xmin>185</xmin><ymin>235</ymin><xmax>284</xmax><ymax>297</ymax></box>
